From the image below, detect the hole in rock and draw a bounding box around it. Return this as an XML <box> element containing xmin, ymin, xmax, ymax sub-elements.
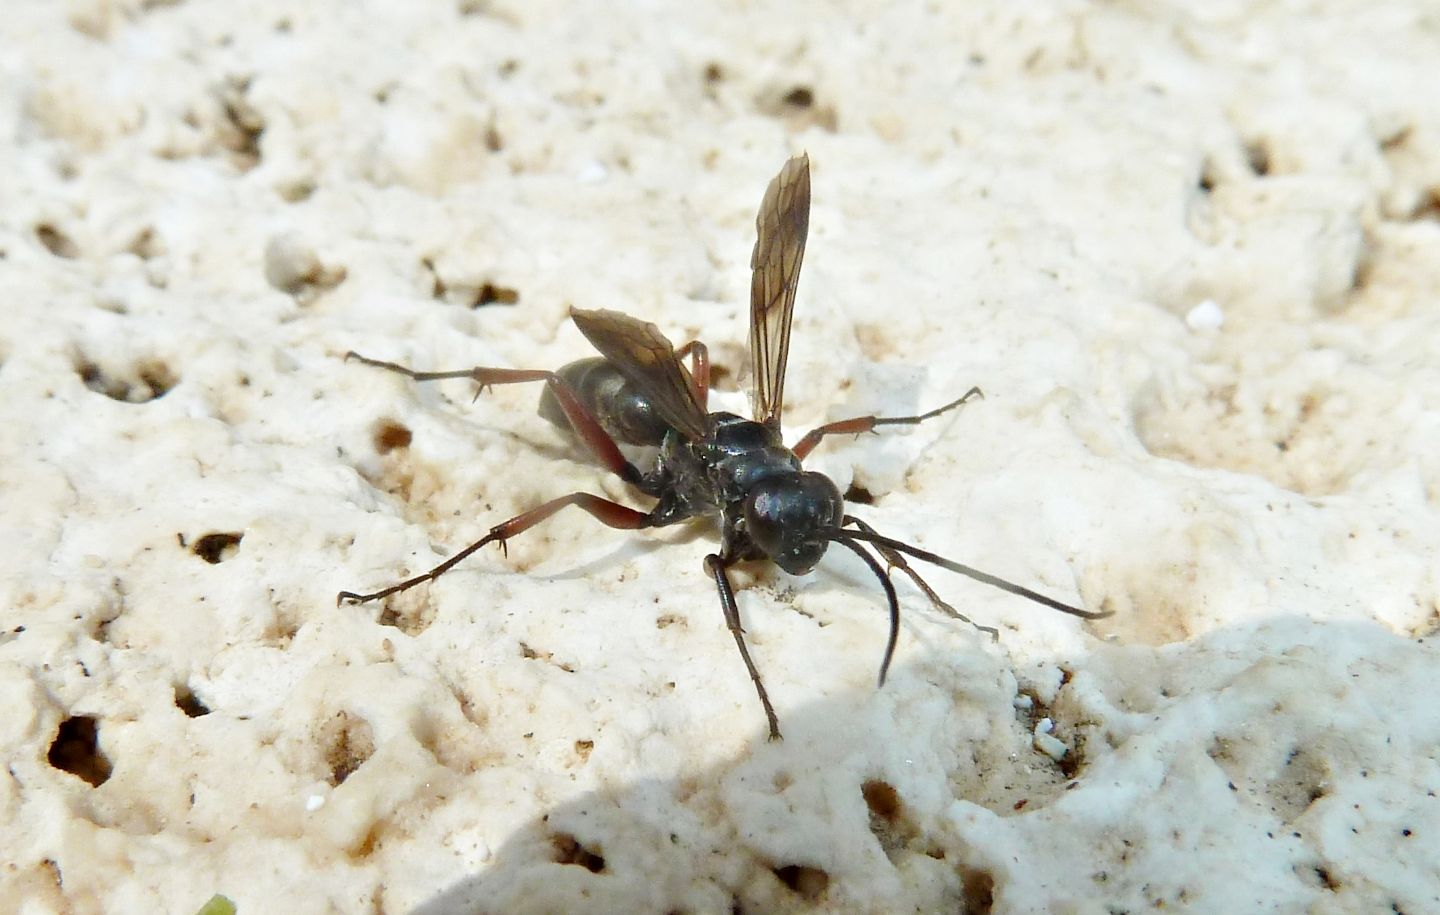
<box><xmin>484</xmin><ymin>123</ymin><xmax>504</xmax><ymax>152</ymax></box>
<box><xmin>550</xmin><ymin>832</ymin><xmax>606</xmax><ymax>872</ymax></box>
<box><xmin>76</xmin><ymin>357</ymin><xmax>177</xmax><ymax>403</ymax></box>
<box><xmin>1057</xmin><ymin>736</ymin><xmax>1086</xmax><ymax>778</ymax></box>
<box><xmin>1197</xmin><ymin>159</ymin><xmax>1217</xmax><ymax>193</ymax></box>
<box><xmin>36</xmin><ymin>224</ymin><xmax>79</xmax><ymax>259</ymax></box>
<box><xmin>475</xmin><ymin>282</ymin><xmax>519</xmax><ymax>307</ymax></box>
<box><xmin>372</xmin><ymin>420</ymin><xmax>412</xmax><ymax>454</ymax></box>
<box><xmin>215</xmin><ymin>77</ymin><xmax>265</xmax><ymax>170</ymax></box>
<box><xmin>782</xmin><ymin>86</ymin><xmax>814</xmax><ymax>109</ymax></box>
<box><xmin>127</xmin><ymin>227</ymin><xmax>165</xmax><ymax>260</ymax></box>
<box><xmin>320</xmin><ymin>712</ymin><xmax>375</xmax><ymax>786</ymax></box>
<box><xmin>192</xmin><ymin>532</ymin><xmax>243</xmax><ymax>564</ymax></box>
<box><xmin>960</xmin><ymin>867</ymin><xmax>995</xmax><ymax>914</ymax></box>
<box><xmin>1133</xmin><ymin>379</ymin><xmax>1393</xmax><ymax>497</ymax></box>
<box><xmin>48</xmin><ymin>716</ymin><xmax>112</xmax><ymax>786</ymax></box>
<box><xmin>1413</xmin><ymin>187</ymin><xmax>1440</xmax><ymax>222</ymax></box>
<box><xmin>174</xmin><ymin>685</ymin><xmax>211</xmax><ymax>718</ymax></box>
<box><xmin>757</xmin><ymin>83</ymin><xmax>837</xmax><ymax>132</ymax></box>
<box><xmin>863</xmin><ymin>778</ymin><xmax>917</xmax><ymax>857</ymax></box>
<box><xmin>862</xmin><ymin>779</ymin><xmax>901</xmax><ymax>821</ymax></box>
<box><xmin>375</xmin><ymin>600</ymin><xmax>434</xmax><ymax>636</ymax></box>
<box><xmin>1310</xmin><ymin>864</ymin><xmax>1341</xmax><ymax>891</ymax></box>
<box><xmin>1245</xmin><ymin>140</ymin><xmax>1272</xmax><ymax>176</ymax></box>
<box><xmin>277</xmin><ymin>176</ymin><xmax>317</xmax><ymax>202</ymax></box>
<box><xmin>773</xmin><ymin>864</ymin><xmax>829</xmax><ymax>900</ymax></box>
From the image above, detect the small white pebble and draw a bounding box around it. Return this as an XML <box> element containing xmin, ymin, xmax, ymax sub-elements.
<box><xmin>1013</xmin><ymin>694</ymin><xmax>1034</xmax><ymax>710</ymax></box>
<box><xmin>305</xmin><ymin>794</ymin><xmax>326</xmax><ymax>812</ymax></box>
<box><xmin>576</xmin><ymin>160</ymin><xmax>608</xmax><ymax>184</ymax></box>
<box><xmin>1185</xmin><ymin>298</ymin><xmax>1224</xmax><ymax>331</ymax></box>
<box><xmin>1034</xmin><ymin>732</ymin><xmax>1069</xmax><ymax>761</ymax></box>
<box><xmin>263</xmin><ymin>233</ymin><xmax>322</xmax><ymax>293</ymax></box>
<box><xmin>1036</xmin><ymin>717</ymin><xmax>1055</xmax><ymax>734</ymax></box>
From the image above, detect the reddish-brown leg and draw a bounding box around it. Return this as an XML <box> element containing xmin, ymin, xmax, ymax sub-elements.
<box><xmin>345</xmin><ymin>352</ymin><xmax>644</xmax><ymax>487</ymax></box>
<box><xmin>792</xmin><ymin>386</ymin><xmax>983</xmax><ymax>461</ymax></box>
<box><xmin>674</xmin><ymin>340</ymin><xmax>711</xmax><ymax>410</ymax></box>
<box><xmin>705</xmin><ymin>552</ymin><xmax>782</xmax><ymax>740</ymax></box>
<box><xmin>338</xmin><ymin>492</ymin><xmax>654</xmax><ymax>605</ymax></box>
<box><xmin>843</xmin><ymin>515</ymin><xmax>998</xmax><ymax>641</ymax></box>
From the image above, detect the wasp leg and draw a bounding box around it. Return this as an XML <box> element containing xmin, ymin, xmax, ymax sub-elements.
<box><xmin>673</xmin><ymin>340</ymin><xmax>711</xmax><ymax>410</ymax></box>
<box><xmin>842</xmin><ymin>515</ymin><xmax>999</xmax><ymax>641</ymax></box>
<box><xmin>831</xmin><ymin>537</ymin><xmax>903</xmax><ymax>686</ymax></box>
<box><xmin>338</xmin><ymin>492</ymin><xmax>655</xmax><ymax>605</ymax></box>
<box><xmin>345</xmin><ymin>352</ymin><xmax>645</xmax><ymax>488</ymax></box>
<box><xmin>704</xmin><ymin>552</ymin><xmax>782</xmax><ymax>741</ymax></box>
<box><xmin>792</xmin><ymin>386</ymin><xmax>983</xmax><ymax>461</ymax></box>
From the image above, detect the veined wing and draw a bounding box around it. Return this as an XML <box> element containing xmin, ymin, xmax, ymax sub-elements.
<box><xmin>748</xmin><ymin>154</ymin><xmax>810</xmax><ymax>429</ymax></box>
<box><xmin>570</xmin><ymin>307</ymin><xmax>712</xmax><ymax>443</ymax></box>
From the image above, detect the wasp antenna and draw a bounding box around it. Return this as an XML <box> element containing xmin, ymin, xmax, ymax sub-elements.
<box><xmin>832</xmin><ymin>536</ymin><xmax>901</xmax><ymax>688</ymax></box>
<box><xmin>835</xmin><ymin>528</ymin><xmax>1111</xmax><ymax>621</ymax></box>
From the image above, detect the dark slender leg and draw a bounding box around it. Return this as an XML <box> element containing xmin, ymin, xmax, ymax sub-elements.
<box><xmin>674</xmin><ymin>340</ymin><xmax>711</xmax><ymax>410</ymax></box>
<box><xmin>704</xmin><ymin>553</ymin><xmax>781</xmax><ymax>741</ymax></box>
<box><xmin>338</xmin><ymin>492</ymin><xmax>654</xmax><ymax>605</ymax></box>
<box><xmin>793</xmin><ymin>386</ymin><xmax>983</xmax><ymax>461</ymax></box>
<box><xmin>831</xmin><ymin>538</ymin><xmax>903</xmax><ymax>687</ymax></box>
<box><xmin>837</xmin><ymin>526</ymin><xmax>1109</xmax><ymax>620</ymax></box>
<box><xmin>844</xmin><ymin>516</ymin><xmax>999</xmax><ymax>641</ymax></box>
<box><xmin>345</xmin><ymin>352</ymin><xmax>644</xmax><ymax>487</ymax></box>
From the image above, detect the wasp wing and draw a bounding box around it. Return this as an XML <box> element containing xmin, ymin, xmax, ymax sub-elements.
<box><xmin>748</xmin><ymin>154</ymin><xmax>811</xmax><ymax>429</ymax></box>
<box><xmin>570</xmin><ymin>307</ymin><xmax>712</xmax><ymax>443</ymax></box>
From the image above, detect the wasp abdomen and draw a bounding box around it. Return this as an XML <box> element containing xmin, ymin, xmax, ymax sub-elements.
<box><xmin>538</xmin><ymin>357</ymin><xmax>673</xmax><ymax>446</ymax></box>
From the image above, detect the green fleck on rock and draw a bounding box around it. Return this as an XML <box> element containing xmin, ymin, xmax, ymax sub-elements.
<box><xmin>195</xmin><ymin>895</ymin><xmax>236</xmax><ymax>915</ymax></box>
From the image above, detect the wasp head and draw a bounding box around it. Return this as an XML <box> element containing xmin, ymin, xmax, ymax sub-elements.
<box><xmin>744</xmin><ymin>471</ymin><xmax>844</xmax><ymax>575</ymax></box>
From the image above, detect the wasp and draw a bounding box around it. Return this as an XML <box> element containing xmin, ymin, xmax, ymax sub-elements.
<box><xmin>339</xmin><ymin>155</ymin><xmax>1106</xmax><ymax>739</ymax></box>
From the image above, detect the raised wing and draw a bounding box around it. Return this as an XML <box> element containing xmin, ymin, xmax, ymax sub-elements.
<box><xmin>570</xmin><ymin>307</ymin><xmax>712</xmax><ymax>443</ymax></box>
<box><xmin>748</xmin><ymin>154</ymin><xmax>811</xmax><ymax>429</ymax></box>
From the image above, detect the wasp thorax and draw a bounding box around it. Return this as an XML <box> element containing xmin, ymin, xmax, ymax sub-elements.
<box><xmin>744</xmin><ymin>471</ymin><xmax>844</xmax><ymax>574</ymax></box>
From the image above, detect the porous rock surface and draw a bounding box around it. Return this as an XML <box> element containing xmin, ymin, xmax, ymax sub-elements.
<box><xmin>2</xmin><ymin>2</ymin><xmax>1438</xmax><ymax>913</ymax></box>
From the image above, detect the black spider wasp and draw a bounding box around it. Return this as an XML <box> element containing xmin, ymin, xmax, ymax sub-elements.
<box><xmin>339</xmin><ymin>154</ymin><xmax>1107</xmax><ymax>739</ymax></box>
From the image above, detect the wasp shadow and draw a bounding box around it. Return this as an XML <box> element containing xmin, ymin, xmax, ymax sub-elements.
<box><xmin>409</xmin><ymin>645</ymin><xmax>1057</xmax><ymax>915</ymax></box>
<box><xmin>407</xmin><ymin>615</ymin><xmax>1434</xmax><ymax>914</ymax></box>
